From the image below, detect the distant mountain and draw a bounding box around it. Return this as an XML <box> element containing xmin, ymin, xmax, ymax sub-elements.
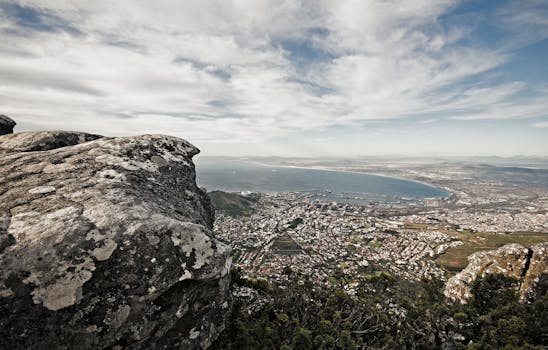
<box><xmin>208</xmin><ymin>190</ymin><xmax>257</xmax><ymax>216</ymax></box>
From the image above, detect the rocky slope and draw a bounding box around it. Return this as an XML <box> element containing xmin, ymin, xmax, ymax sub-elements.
<box><xmin>0</xmin><ymin>128</ymin><xmax>232</xmax><ymax>349</ymax></box>
<box><xmin>444</xmin><ymin>243</ymin><xmax>548</xmax><ymax>303</ymax></box>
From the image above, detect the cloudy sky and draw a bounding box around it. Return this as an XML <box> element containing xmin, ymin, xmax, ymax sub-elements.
<box><xmin>1</xmin><ymin>0</ymin><xmax>547</xmax><ymax>157</ymax></box>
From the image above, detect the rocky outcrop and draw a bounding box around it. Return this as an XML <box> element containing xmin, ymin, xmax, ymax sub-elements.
<box><xmin>0</xmin><ymin>130</ymin><xmax>232</xmax><ymax>349</ymax></box>
<box><xmin>0</xmin><ymin>130</ymin><xmax>102</xmax><ymax>155</ymax></box>
<box><xmin>231</xmin><ymin>286</ymin><xmax>272</xmax><ymax>315</ymax></box>
<box><xmin>0</xmin><ymin>114</ymin><xmax>16</xmax><ymax>135</ymax></box>
<box><xmin>444</xmin><ymin>243</ymin><xmax>548</xmax><ymax>303</ymax></box>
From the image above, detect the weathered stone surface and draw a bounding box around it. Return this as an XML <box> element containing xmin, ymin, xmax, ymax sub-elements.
<box><xmin>0</xmin><ymin>130</ymin><xmax>102</xmax><ymax>155</ymax></box>
<box><xmin>0</xmin><ymin>131</ymin><xmax>231</xmax><ymax>349</ymax></box>
<box><xmin>0</xmin><ymin>114</ymin><xmax>16</xmax><ymax>135</ymax></box>
<box><xmin>231</xmin><ymin>286</ymin><xmax>272</xmax><ymax>315</ymax></box>
<box><xmin>444</xmin><ymin>243</ymin><xmax>548</xmax><ymax>303</ymax></box>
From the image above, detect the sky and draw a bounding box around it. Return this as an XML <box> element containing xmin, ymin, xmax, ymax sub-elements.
<box><xmin>1</xmin><ymin>0</ymin><xmax>547</xmax><ymax>157</ymax></box>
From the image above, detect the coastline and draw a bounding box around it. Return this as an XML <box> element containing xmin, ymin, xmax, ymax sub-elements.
<box><xmin>250</xmin><ymin>161</ymin><xmax>453</xmax><ymax>199</ymax></box>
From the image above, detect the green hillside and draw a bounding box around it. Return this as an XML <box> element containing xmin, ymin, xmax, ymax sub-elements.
<box><xmin>208</xmin><ymin>190</ymin><xmax>256</xmax><ymax>216</ymax></box>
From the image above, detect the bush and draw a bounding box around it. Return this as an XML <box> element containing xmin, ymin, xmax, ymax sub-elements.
<box><xmin>212</xmin><ymin>272</ymin><xmax>547</xmax><ymax>350</ymax></box>
<box><xmin>471</xmin><ymin>274</ymin><xmax>518</xmax><ymax>314</ymax></box>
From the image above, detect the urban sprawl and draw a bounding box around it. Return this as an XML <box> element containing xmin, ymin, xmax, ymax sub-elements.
<box><xmin>214</xmin><ymin>163</ymin><xmax>548</xmax><ymax>294</ymax></box>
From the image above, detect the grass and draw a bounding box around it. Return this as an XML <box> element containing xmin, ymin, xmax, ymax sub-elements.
<box><xmin>346</xmin><ymin>245</ymin><xmax>358</xmax><ymax>254</ymax></box>
<box><xmin>363</xmin><ymin>271</ymin><xmax>392</xmax><ymax>280</ymax></box>
<box><xmin>348</xmin><ymin>236</ymin><xmax>362</xmax><ymax>244</ymax></box>
<box><xmin>367</xmin><ymin>240</ymin><xmax>383</xmax><ymax>248</ymax></box>
<box><xmin>403</xmin><ymin>223</ymin><xmax>429</xmax><ymax>230</ymax></box>
<box><xmin>272</xmin><ymin>234</ymin><xmax>303</xmax><ymax>255</ymax></box>
<box><xmin>435</xmin><ymin>230</ymin><xmax>548</xmax><ymax>273</ymax></box>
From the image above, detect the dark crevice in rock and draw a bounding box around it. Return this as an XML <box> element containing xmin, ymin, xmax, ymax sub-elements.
<box><xmin>0</xmin><ymin>234</ymin><xmax>15</xmax><ymax>254</ymax></box>
<box><xmin>0</xmin><ymin>214</ymin><xmax>13</xmax><ymax>254</ymax></box>
<box><xmin>521</xmin><ymin>248</ymin><xmax>533</xmax><ymax>277</ymax></box>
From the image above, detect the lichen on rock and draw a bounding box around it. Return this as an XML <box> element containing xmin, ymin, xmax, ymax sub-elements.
<box><xmin>0</xmin><ymin>128</ymin><xmax>231</xmax><ymax>349</ymax></box>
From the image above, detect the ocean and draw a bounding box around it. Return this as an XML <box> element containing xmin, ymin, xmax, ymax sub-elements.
<box><xmin>195</xmin><ymin>157</ymin><xmax>449</xmax><ymax>205</ymax></box>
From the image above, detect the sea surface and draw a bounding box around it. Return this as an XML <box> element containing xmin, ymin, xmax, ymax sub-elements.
<box><xmin>195</xmin><ymin>157</ymin><xmax>449</xmax><ymax>205</ymax></box>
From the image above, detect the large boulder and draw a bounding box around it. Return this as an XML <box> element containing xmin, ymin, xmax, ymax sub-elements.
<box><xmin>0</xmin><ymin>131</ymin><xmax>232</xmax><ymax>349</ymax></box>
<box><xmin>444</xmin><ymin>243</ymin><xmax>548</xmax><ymax>303</ymax></box>
<box><xmin>0</xmin><ymin>114</ymin><xmax>16</xmax><ymax>135</ymax></box>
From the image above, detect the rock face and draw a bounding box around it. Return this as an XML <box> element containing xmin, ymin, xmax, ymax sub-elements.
<box><xmin>231</xmin><ymin>286</ymin><xmax>272</xmax><ymax>315</ymax></box>
<box><xmin>0</xmin><ymin>130</ymin><xmax>102</xmax><ymax>155</ymax></box>
<box><xmin>0</xmin><ymin>114</ymin><xmax>16</xmax><ymax>135</ymax></box>
<box><xmin>444</xmin><ymin>243</ymin><xmax>548</xmax><ymax>303</ymax></box>
<box><xmin>0</xmin><ymin>130</ymin><xmax>232</xmax><ymax>349</ymax></box>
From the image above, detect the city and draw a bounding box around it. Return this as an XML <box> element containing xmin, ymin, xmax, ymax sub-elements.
<box><xmin>213</xmin><ymin>162</ymin><xmax>548</xmax><ymax>294</ymax></box>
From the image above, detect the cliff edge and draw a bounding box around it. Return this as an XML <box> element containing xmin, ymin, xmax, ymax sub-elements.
<box><xmin>0</xmin><ymin>126</ymin><xmax>231</xmax><ymax>349</ymax></box>
<box><xmin>444</xmin><ymin>243</ymin><xmax>548</xmax><ymax>303</ymax></box>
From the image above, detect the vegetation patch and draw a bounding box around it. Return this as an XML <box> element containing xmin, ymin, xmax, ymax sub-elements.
<box><xmin>208</xmin><ymin>191</ymin><xmax>256</xmax><ymax>217</ymax></box>
<box><xmin>213</xmin><ymin>271</ymin><xmax>548</xmax><ymax>349</ymax></box>
<box><xmin>271</xmin><ymin>234</ymin><xmax>303</xmax><ymax>255</ymax></box>
<box><xmin>403</xmin><ymin>222</ymin><xmax>429</xmax><ymax>230</ymax></box>
<box><xmin>367</xmin><ymin>240</ymin><xmax>383</xmax><ymax>248</ymax></box>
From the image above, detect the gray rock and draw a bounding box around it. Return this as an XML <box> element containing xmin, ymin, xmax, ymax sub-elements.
<box><xmin>0</xmin><ymin>131</ymin><xmax>232</xmax><ymax>349</ymax></box>
<box><xmin>444</xmin><ymin>243</ymin><xmax>548</xmax><ymax>303</ymax></box>
<box><xmin>232</xmin><ymin>286</ymin><xmax>272</xmax><ymax>314</ymax></box>
<box><xmin>0</xmin><ymin>130</ymin><xmax>102</xmax><ymax>155</ymax></box>
<box><xmin>0</xmin><ymin>114</ymin><xmax>16</xmax><ymax>135</ymax></box>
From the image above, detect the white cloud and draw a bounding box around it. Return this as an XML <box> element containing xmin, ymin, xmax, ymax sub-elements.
<box><xmin>495</xmin><ymin>0</ymin><xmax>548</xmax><ymax>49</ymax></box>
<box><xmin>0</xmin><ymin>0</ymin><xmax>547</xmax><ymax>155</ymax></box>
<box><xmin>533</xmin><ymin>121</ymin><xmax>548</xmax><ymax>128</ymax></box>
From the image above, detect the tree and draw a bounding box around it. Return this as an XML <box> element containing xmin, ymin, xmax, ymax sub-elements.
<box><xmin>292</xmin><ymin>327</ymin><xmax>313</xmax><ymax>350</ymax></box>
<box><xmin>471</xmin><ymin>274</ymin><xmax>518</xmax><ymax>314</ymax></box>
